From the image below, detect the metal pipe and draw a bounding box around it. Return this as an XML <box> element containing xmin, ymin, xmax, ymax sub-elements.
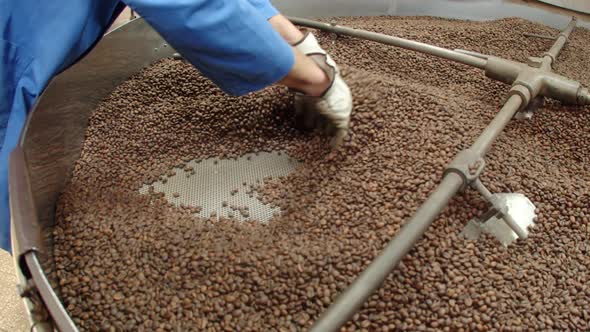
<box><xmin>288</xmin><ymin>16</ymin><xmax>488</xmax><ymax>70</ymax></box>
<box><xmin>454</xmin><ymin>49</ymin><xmax>489</xmax><ymax>60</ymax></box>
<box><xmin>542</xmin><ymin>17</ymin><xmax>577</xmax><ymax>69</ymax></box>
<box><xmin>523</xmin><ymin>33</ymin><xmax>555</xmax><ymax>40</ymax></box>
<box><xmin>471</xmin><ymin>95</ymin><xmax>524</xmax><ymax>156</ymax></box>
<box><xmin>472</xmin><ymin>179</ymin><xmax>494</xmax><ymax>201</ymax></box>
<box><xmin>310</xmin><ymin>173</ymin><xmax>464</xmax><ymax>332</ymax></box>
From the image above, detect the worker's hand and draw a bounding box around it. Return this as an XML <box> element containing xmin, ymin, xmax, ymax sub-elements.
<box><xmin>293</xmin><ymin>33</ymin><xmax>352</xmax><ymax>148</ymax></box>
<box><xmin>293</xmin><ymin>32</ymin><xmax>339</xmax><ymax>73</ymax></box>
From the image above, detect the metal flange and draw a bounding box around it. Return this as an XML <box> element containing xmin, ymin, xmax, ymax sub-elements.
<box><xmin>443</xmin><ymin>149</ymin><xmax>485</xmax><ymax>191</ymax></box>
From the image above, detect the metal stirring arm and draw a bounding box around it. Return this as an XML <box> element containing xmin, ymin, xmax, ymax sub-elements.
<box><xmin>287</xmin><ymin>16</ymin><xmax>488</xmax><ymax>70</ymax></box>
<box><xmin>287</xmin><ymin>15</ymin><xmax>585</xmax><ymax>332</ymax></box>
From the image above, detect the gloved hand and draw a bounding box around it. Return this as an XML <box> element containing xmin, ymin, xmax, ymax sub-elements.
<box><xmin>293</xmin><ymin>33</ymin><xmax>352</xmax><ymax>148</ymax></box>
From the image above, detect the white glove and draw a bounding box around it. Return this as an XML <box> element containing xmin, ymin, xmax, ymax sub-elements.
<box><xmin>293</xmin><ymin>32</ymin><xmax>339</xmax><ymax>73</ymax></box>
<box><xmin>293</xmin><ymin>33</ymin><xmax>352</xmax><ymax>148</ymax></box>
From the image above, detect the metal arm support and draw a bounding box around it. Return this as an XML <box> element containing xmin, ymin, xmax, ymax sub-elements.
<box><xmin>472</xmin><ymin>94</ymin><xmax>525</xmax><ymax>156</ymax></box>
<box><xmin>542</xmin><ymin>17</ymin><xmax>577</xmax><ymax>69</ymax></box>
<box><xmin>287</xmin><ymin>16</ymin><xmax>488</xmax><ymax>69</ymax></box>
<box><xmin>443</xmin><ymin>149</ymin><xmax>485</xmax><ymax>191</ymax></box>
<box><xmin>470</xmin><ymin>179</ymin><xmax>529</xmax><ymax>239</ymax></box>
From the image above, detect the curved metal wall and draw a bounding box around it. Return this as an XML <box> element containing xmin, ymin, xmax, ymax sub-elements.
<box><xmin>10</xmin><ymin>19</ymin><xmax>175</xmax><ymax>331</ymax></box>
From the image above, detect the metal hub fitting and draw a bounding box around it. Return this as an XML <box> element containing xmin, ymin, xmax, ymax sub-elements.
<box><xmin>484</xmin><ymin>56</ymin><xmax>523</xmax><ymax>84</ymax></box>
<box><xmin>541</xmin><ymin>72</ymin><xmax>587</xmax><ymax>105</ymax></box>
<box><xmin>443</xmin><ymin>149</ymin><xmax>485</xmax><ymax>191</ymax></box>
<box><xmin>558</xmin><ymin>31</ymin><xmax>571</xmax><ymax>41</ymax></box>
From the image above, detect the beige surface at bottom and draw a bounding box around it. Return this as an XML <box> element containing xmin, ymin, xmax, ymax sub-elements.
<box><xmin>0</xmin><ymin>249</ymin><xmax>28</xmax><ymax>332</ymax></box>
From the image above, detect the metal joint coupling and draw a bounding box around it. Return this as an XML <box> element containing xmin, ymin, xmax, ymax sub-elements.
<box><xmin>507</xmin><ymin>84</ymin><xmax>532</xmax><ymax>111</ymax></box>
<box><xmin>541</xmin><ymin>52</ymin><xmax>556</xmax><ymax>65</ymax></box>
<box><xmin>443</xmin><ymin>149</ymin><xmax>485</xmax><ymax>191</ymax></box>
<box><xmin>577</xmin><ymin>87</ymin><xmax>590</xmax><ymax>105</ymax></box>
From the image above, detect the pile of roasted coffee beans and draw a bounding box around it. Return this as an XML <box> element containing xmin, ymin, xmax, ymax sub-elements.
<box><xmin>53</xmin><ymin>17</ymin><xmax>590</xmax><ymax>331</ymax></box>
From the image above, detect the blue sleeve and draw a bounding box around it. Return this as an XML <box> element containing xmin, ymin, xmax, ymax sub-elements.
<box><xmin>246</xmin><ymin>0</ymin><xmax>279</xmax><ymax>20</ymax></box>
<box><xmin>123</xmin><ymin>0</ymin><xmax>294</xmax><ymax>96</ymax></box>
<box><xmin>0</xmin><ymin>0</ymin><xmax>123</xmax><ymax>252</ymax></box>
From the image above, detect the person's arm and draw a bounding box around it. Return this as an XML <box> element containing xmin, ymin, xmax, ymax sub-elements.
<box><xmin>123</xmin><ymin>0</ymin><xmax>351</xmax><ymax>147</ymax></box>
<box><xmin>267</xmin><ymin>13</ymin><xmax>353</xmax><ymax>148</ymax></box>
<box><xmin>244</xmin><ymin>1</ymin><xmax>305</xmax><ymax>44</ymax></box>
<box><xmin>279</xmin><ymin>50</ymin><xmax>330</xmax><ymax>96</ymax></box>
<box><xmin>268</xmin><ymin>15</ymin><xmax>306</xmax><ymax>44</ymax></box>
<box><xmin>238</xmin><ymin>0</ymin><xmax>331</xmax><ymax>95</ymax></box>
<box><xmin>122</xmin><ymin>0</ymin><xmax>329</xmax><ymax>96</ymax></box>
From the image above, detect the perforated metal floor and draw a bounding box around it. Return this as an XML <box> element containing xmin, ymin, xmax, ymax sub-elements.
<box><xmin>139</xmin><ymin>151</ymin><xmax>300</xmax><ymax>222</ymax></box>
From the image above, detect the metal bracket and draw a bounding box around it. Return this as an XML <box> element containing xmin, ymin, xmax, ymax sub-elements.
<box><xmin>461</xmin><ymin>192</ymin><xmax>536</xmax><ymax>246</ymax></box>
<box><xmin>515</xmin><ymin>96</ymin><xmax>544</xmax><ymax>120</ymax></box>
<box><xmin>443</xmin><ymin>149</ymin><xmax>485</xmax><ymax>191</ymax></box>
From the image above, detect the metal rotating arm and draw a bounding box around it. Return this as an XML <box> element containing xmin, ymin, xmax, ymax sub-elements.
<box><xmin>287</xmin><ymin>16</ymin><xmax>488</xmax><ymax>69</ymax></box>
